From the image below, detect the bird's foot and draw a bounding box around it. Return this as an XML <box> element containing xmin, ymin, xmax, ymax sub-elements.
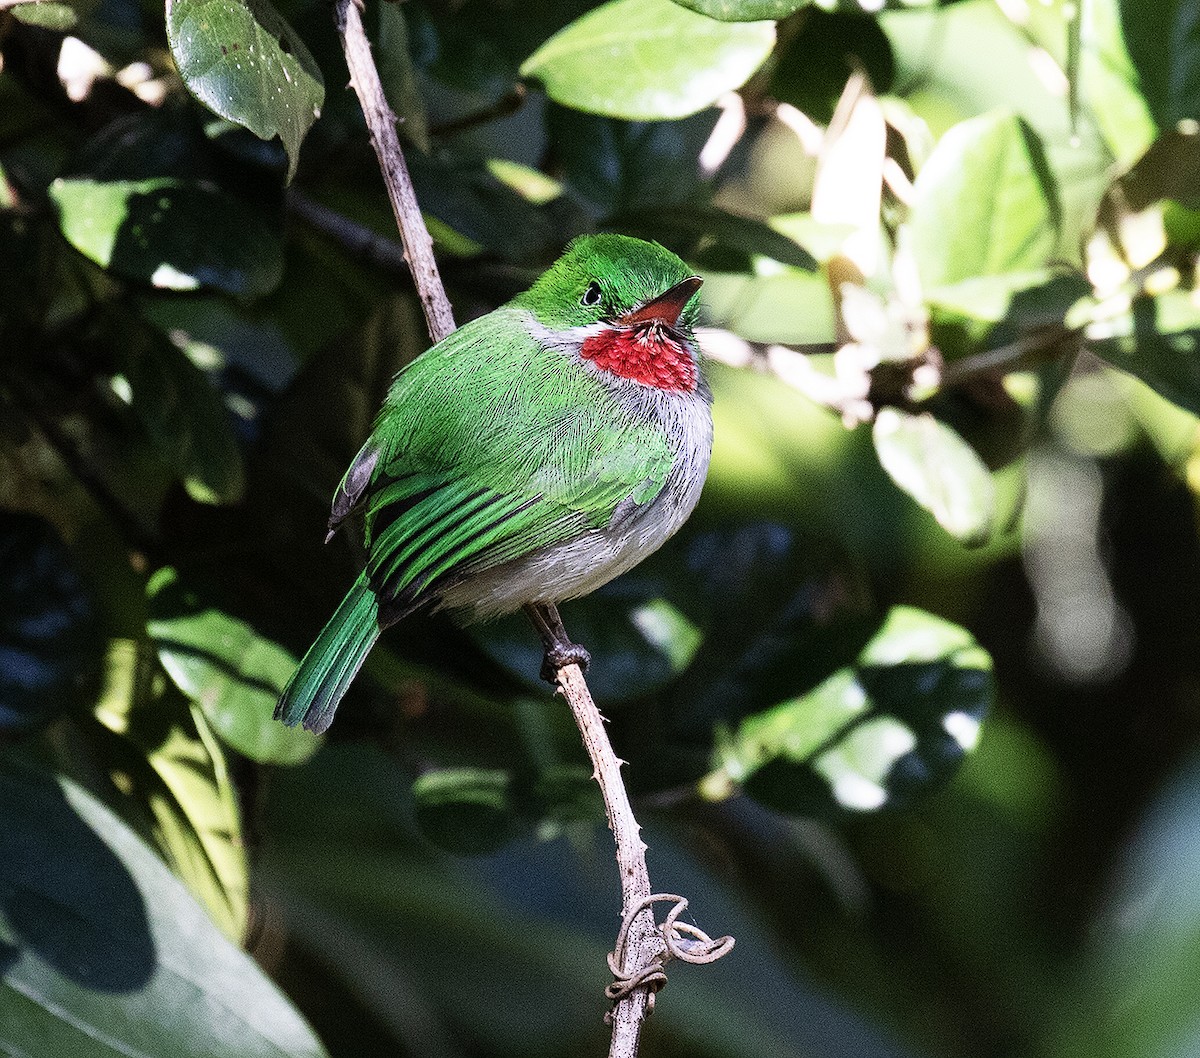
<box><xmin>540</xmin><ymin>640</ymin><xmax>591</xmax><ymax>684</ymax></box>
<box><xmin>524</xmin><ymin>602</ymin><xmax>591</xmax><ymax>685</ymax></box>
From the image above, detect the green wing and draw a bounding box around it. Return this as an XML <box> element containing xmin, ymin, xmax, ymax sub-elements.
<box><xmin>330</xmin><ymin>308</ymin><xmax>673</xmax><ymax>621</ymax></box>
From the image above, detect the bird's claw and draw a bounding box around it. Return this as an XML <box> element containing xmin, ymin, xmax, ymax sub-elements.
<box><xmin>540</xmin><ymin>641</ymin><xmax>591</xmax><ymax>684</ymax></box>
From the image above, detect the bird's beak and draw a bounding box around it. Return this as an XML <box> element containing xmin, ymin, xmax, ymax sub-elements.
<box><xmin>620</xmin><ymin>276</ymin><xmax>703</xmax><ymax>328</ymax></box>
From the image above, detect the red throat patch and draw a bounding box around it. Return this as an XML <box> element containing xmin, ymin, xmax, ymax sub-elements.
<box><xmin>579</xmin><ymin>326</ymin><xmax>697</xmax><ymax>392</ymax></box>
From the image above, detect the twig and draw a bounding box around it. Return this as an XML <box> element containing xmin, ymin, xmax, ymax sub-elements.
<box><xmin>428</xmin><ymin>84</ymin><xmax>527</xmax><ymax>138</ymax></box>
<box><xmin>330</xmin><ymin>3</ymin><xmax>730</xmax><ymax>1052</ymax></box>
<box><xmin>556</xmin><ymin>659</ymin><xmax>659</xmax><ymax>1055</ymax></box>
<box><xmin>286</xmin><ymin>188</ymin><xmax>411</xmax><ymax>277</ymax></box>
<box><xmin>334</xmin><ymin>0</ymin><xmax>454</xmax><ymax>343</ymax></box>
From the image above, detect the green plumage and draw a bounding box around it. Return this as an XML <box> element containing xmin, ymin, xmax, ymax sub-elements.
<box><xmin>275</xmin><ymin>575</ymin><xmax>379</xmax><ymax>733</ymax></box>
<box><xmin>276</xmin><ymin>236</ymin><xmax>708</xmax><ymax>734</ymax></box>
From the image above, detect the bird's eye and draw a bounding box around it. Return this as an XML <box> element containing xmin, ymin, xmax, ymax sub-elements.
<box><xmin>581</xmin><ymin>281</ymin><xmax>603</xmax><ymax>307</ymax></box>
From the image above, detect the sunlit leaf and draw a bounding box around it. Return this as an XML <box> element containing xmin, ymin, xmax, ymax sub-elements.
<box><xmin>873</xmin><ymin>408</ymin><xmax>997</xmax><ymax>546</ymax></box>
<box><xmin>0</xmin><ymin>758</ymin><xmax>328</xmax><ymax>1057</ymax></box>
<box><xmin>98</xmin><ymin>307</ymin><xmax>246</xmax><ymax>505</ymax></box>
<box><xmin>672</xmin><ymin>0</ymin><xmax>808</xmax><ymax>18</ymax></box>
<box><xmin>11</xmin><ymin>0</ymin><xmax>77</xmax><ymax>28</ymax></box>
<box><xmin>521</xmin><ymin>0</ymin><xmax>775</xmax><ymax>120</ymax></box>
<box><xmin>147</xmin><ymin>567</ymin><xmax>318</xmax><ymax>766</ymax></box>
<box><xmin>908</xmin><ymin>111</ymin><xmax>1060</xmax><ymax>290</ymax></box>
<box><xmin>50</xmin><ymin>177</ymin><xmax>284</xmax><ymax>298</ymax></box>
<box><xmin>166</xmin><ymin>0</ymin><xmax>324</xmax><ymax>181</ymax></box>
<box><xmin>701</xmin><ymin>268</ymin><xmax>836</xmax><ymax>345</ymax></box>
<box><xmin>711</xmin><ymin>606</ymin><xmax>992</xmax><ymax>814</ymax></box>
<box><xmin>92</xmin><ymin>639</ymin><xmax>249</xmax><ymax>938</ymax></box>
<box><xmin>1116</xmin><ymin>0</ymin><xmax>1200</xmax><ymax>131</ymax></box>
<box><xmin>411</xmin><ymin>767</ymin><xmax>524</xmax><ymax>854</ymax></box>
<box><xmin>1087</xmin><ymin>291</ymin><xmax>1200</xmax><ymax>417</ymax></box>
<box><xmin>0</xmin><ymin>512</ymin><xmax>102</xmax><ymax>733</ymax></box>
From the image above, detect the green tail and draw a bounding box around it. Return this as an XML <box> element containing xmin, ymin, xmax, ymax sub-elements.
<box><xmin>275</xmin><ymin>575</ymin><xmax>381</xmax><ymax>734</ymax></box>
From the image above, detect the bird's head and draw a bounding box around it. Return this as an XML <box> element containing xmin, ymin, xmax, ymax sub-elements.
<box><xmin>516</xmin><ymin>234</ymin><xmax>704</xmax><ymax>393</ymax></box>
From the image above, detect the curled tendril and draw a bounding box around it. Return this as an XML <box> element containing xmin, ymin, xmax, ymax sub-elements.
<box><xmin>604</xmin><ymin>894</ymin><xmax>735</xmax><ymax>1022</ymax></box>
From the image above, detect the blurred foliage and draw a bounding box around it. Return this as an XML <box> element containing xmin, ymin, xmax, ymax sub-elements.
<box><xmin>5</xmin><ymin>0</ymin><xmax>1200</xmax><ymax>1055</ymax></box>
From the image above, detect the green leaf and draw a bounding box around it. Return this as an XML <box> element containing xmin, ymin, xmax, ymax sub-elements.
<box><xmin>873</xmin><ymin>408</ymin><xmax>997</xmax><ymax>546</ymax></box>
<box><xmin>166</xmin><ymin>0</ymin><xmax>324</xmax><ymax>182</ymax></box>
<box><xmin>147</xmin><ymin>567</ymin><xmax>319</xmax><ymax>766</ymax></box>
<box><xmin>1087</xmin><ymin>291</ymin><xmax>1200</xmax><ymax>417</ymax></box>
<box><xmin>612</xmin><ymin>206</ymin><xmax>819</xmax><ymax>269</ymax></box>
<box><xmin>0</xmin><ymin>512</ymin><xmax>102</xmax><ymax>733</ymax></box>
<box><xmin>1078</xmin><ymin>0</ymin><xmax>1157</xmax><ymax>166</ymax></box>
<box><xmin>907</xmin><ymin>111</ymin><xmax>1060</xmax><ymax>289</ymax></box>
<box><xmin>377</xmin><ymin>1</ymin><xmax>430</xmax><ymax>152</ymax></box>
<box><xmin>672</xmin><ymin>0</ymin><xmax>808</xmax><ymax>18</ymax></box>
<box><xmin>0</xmin><ymin>758</ymin><xmax>328</xmax><ymax>1057</ymax></box>
<box><xmin>471</xmin><ymin>574</ymin><xmax>704</xmax><ymax>702</ymax></box>
<box><xmin>98</xmin><ymin>307</ymin><xmax>246</xmax><ymax>505</ymax></box>
<box><xmin>712</xmin><ymin>606</ymin><xmax>992</xmax><ymax>814</ymax></box>
<box><xmin>410</xmin><ymin>768</ymin><xmax>524</xmax><ymax>855</ymax></box>
<box><xmin>546</xmin><ymin>104</ymin><xmax>720</xmax><ymax>213</ymax></box>
<box><xmin>521</xmin><ymin>0</ymin><xmax>776</xmax><ymax>120</ymax></box>
<box><xmin>770</xmin><ymin>8</ymin><xmax>895</xmax><ymax>125</ymax></box>
<box><xmin>92</xmin><ymin>640</ymin><xmax>250</xmax><ymax>939</ymax></box>
<box><xmin>11</xmin><ymin>0</ymin><xmax>78</xmax><ymax>28</ymax></box>
<box><xmin>50</xmin><ymin>177</ymin><xmax>284</xmax><ymax>298</ymax></box>
<box><xmin>701</xmin><ymin>268</ymin><xmax>836</xmax><ymax>345</ymax></box>
<box><xmin>1117</xmin><ymin>0</ymin><xmax>1200</xmax><ymax>130</ymax></box>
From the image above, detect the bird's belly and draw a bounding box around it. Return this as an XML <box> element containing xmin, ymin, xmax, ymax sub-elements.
<box><xmin>440</xmin><ymin>438</ymin><xmax>709</xmax><ymax>621</ymax></box>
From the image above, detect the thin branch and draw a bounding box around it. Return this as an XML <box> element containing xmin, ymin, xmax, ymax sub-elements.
<box><xmin>557</xmin><ymin>660</ymin><xmax>659</xmax><ymax>1057</ymax></box>
<box><xmin>428</xmin><ymin>84</ymin><xmax>527</xmax><ymax>138</ymax></box>
<box><xmin>335</xmin><ymin>0</ymin><xmax>455</xmax><ymax>343</ymax></box>
<box><xmin>287</xmin><ymin>188</ymin><xmax>411</xmax><ymax>277</ymax></box>
<box><xmin>330</xmin><ymin>3</ymin><xmax>726</xmax><ymax>1052</ymax></box>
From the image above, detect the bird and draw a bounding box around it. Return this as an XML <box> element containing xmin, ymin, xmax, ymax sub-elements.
<box><xmin>275</xmin><ymin>234</ymin><xmax>712</xmax><ymax>734</ymax></box>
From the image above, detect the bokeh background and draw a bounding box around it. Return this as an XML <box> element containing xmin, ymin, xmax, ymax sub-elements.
<box><xmin>4</xmin><ymin>0</ymin><xmax>1200</xmax><ymax>1055</ymax></box>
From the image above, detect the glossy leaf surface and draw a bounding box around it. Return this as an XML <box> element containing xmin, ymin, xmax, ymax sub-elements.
<box><xmin>166</xmin><ymin>0</ymin><xmax>324</xmax><ymax>181</ymax></box>
<box><xmin>521</xmin><ymin>0</ymin><xmax>775</xmax><ymax>120</ymax></box>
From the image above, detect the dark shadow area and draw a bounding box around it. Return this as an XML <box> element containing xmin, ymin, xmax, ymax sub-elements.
<box><xmin>0</xmin><ymin>761</ymin><xmax>156</xmax><ymax>993</ymax></box>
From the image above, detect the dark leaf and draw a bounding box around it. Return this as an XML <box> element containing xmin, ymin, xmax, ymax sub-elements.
<box><xmin>770</xmin><ymin>9</ymin><xmax>895</xmax><ymax>125</ymax></box>
<box><xmin>410</xmin><ymin>767</ymin><xmax>524</xmax><ymax>854</ymax></box>
<box><xmin>612</xmin><ymin>206</ymin><xmax>818</xmax><ymax>269</ymax></box>
<box><xmin>547</xmin><ymin>104</ymin><xmax>720</xmax><ymax>214</ymax></box>
<box><xmin>0</xmin><ymin>512</ymin><xmax>102</xmax><ymax>733</ymax></box>
<box><xmin>0</xmin><ymin>758</ymin><xmax>328</xmax><ymax>1056</ymax></box>
<box><xmin>1117</xmin><ymin>0</ymin><xmax>1200</xmax><ymax>130</ymax></box>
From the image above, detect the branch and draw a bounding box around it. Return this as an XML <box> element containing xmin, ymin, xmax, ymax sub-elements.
<box><xmin>334</xmin><ymin>0</ymin><xmax>454</xmax><ymax>343</ymax></box>
<box><xmin>331</xmin><ymin>4</ymin><xmax>731</xmax><ymax>1053</ymax></box>
<box><xmin>557</xmin><ymin>661</ymin><xmax>658</xmax><ymax>1054</ymax></box>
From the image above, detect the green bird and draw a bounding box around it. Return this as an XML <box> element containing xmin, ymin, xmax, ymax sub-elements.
<box><xmin>275</xmin><ymin>234</ymin><xmax>711</xmax><ymax>734</ymax></box>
